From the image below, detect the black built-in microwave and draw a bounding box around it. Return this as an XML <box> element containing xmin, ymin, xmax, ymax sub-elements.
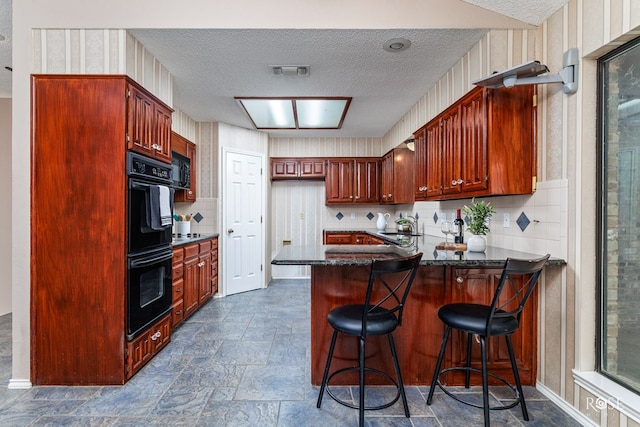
<box><xmin>171</xmin><ymin>151</ymin><xmax>191</xmax><ymax>189</ymax></box>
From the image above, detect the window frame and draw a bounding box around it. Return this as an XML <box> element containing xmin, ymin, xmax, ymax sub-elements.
<box><xmin>597</xmin><ymin>35</ymin><xmax>640</xmax><ymax>395</ymax></box>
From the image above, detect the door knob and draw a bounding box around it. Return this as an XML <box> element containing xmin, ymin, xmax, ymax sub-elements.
<box><xmin>227</xmin><ymin>228</ymin><xmax>234</xmax><ymax>234</ymax></box>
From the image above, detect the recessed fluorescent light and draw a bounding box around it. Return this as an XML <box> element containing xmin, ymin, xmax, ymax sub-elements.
<box><xmin>235</xmin><ymin>97</ymin><xmax>351</xmax><ymax>130</ymax></box>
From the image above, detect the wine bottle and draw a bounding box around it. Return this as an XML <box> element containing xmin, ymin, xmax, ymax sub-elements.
<box><xmin>454</xmin><ymin>209</ymin><xmax>464</xmax><ymax>244</ymax></box>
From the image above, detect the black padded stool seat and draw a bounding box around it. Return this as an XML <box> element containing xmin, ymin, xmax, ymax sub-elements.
<box><xmin>426</xmin><ymin>254</ymin><xmax>550</xmax><ymax>427</ymax></box>
<box><xmin>316</xmin><ymin>252</ymin><xmax>423</xmax><ymax>427</ymax></box>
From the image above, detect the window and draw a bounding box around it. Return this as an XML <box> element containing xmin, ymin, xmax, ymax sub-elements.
<box><xmin>599</xmin><ymin>36</ymin><xmax>640</xmax><ymax>393</ymax></box>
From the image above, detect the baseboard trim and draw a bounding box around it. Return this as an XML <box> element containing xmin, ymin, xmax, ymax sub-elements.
<box><xmin>536</xmin><ymin>381</ymin><xmax>597</xmax><ymax>427</ymax></box>
<box><xmin>8</xmin><ymin>379</ymin><xmax>32</xmax><ymax>389</ymax></box>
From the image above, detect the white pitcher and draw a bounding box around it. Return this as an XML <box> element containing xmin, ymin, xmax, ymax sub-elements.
<box><xmin>376</xmin><ymin>212</ymin><xmax>390</xmax><ymax>231</ymax></box>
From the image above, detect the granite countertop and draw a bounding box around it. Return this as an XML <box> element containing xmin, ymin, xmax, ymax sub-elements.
<box><xmin>171</xmin><ymin>233</ymin><xmax>219</xmax><ymax>247</ymax></box>
<box><xmin>273</xmin><ymin>231</ymin><xmax>566</xmax><ymax>267</ymax></box>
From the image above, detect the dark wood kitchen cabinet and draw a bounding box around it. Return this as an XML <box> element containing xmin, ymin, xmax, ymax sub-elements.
<box><xmin>380</xmin><ymin>147</ymin><xmax>414</xmax><ymax>204</ymax></box>
<box><xmin>183</xmin><ymin>243</ymin><xmax>201</xmax><ymax>318</ymax></box>
<box><xmin>415</xmin><ymin>85</ymin><xmax>536</xmax><ymax>200</ymax></box>
<box><xmin>31</xmin><ymin>75</ymin><xmax>173</xmax><ymax>385</ymax></box>
<box><xmin>322</xmin><ymin>231</ymin><xmax>385</xmax><ymax>245</ymax></box>
<box><xmin>198</xmin><ymin>239</ymin><xmax>213</xmax><ymax>304</ymax></box>
<box><xmin>125</xmin><ymin>314</ymin><xmax>171</xmax><ymax>380</ymax></box>
<box><xmin>171</xmin><ymin>247</ymin><xmax>185</xmax><ymax>328</ymax></box>
<box><xmin>127</xmin><ymin>83</ymin><xmax>173</xmax><ymax>164</ymax></box>
<box><xmin>271</xmin><ymin>157</ymin><xmax>326</xmax><ymax>180</ymax></box>
<box><xmin>445</xmin><ymin>267</ymin><xmax>536</xmax><ymax>386</ymax></box>
<box><xmin>172</xmin><ymin>131</ymin><xmax>197</xmax><ymax>202</ymax></box>
<box><xmin>413</xmin><ymin>127</ymin><xmax>428</xmax><ymax>201</ymax></box>
<box><xmin>172</xmin><ymin>236</ymin><xmax>218</xmax><ymax>329</ymax></box>
<box><xmin>325</xmin><ymin>158</ymin><xmax>380</xmax><ymax>204</ymax></box>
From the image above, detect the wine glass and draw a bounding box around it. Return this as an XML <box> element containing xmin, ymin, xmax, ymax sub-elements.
<box><xmin>441</xmin><ymin>220</ymin><xmax>451</xmax><ymax>245</ymax></box>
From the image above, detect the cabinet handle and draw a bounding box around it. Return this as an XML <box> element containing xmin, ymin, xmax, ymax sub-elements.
<box><xmin>456</xmin><ymin>276</ymin><xmax>464</xmax><ymax>284</ymax></box>
<box><xmin>349</xmin><ymin>195</ymin><xmax>353</xmax><ymax>199</ymax></box>
<box><xmin>457</xmin><ymin>179</ymin><xmax>463</xmax><ymax>185</ymax></box>
<box><xmin>387</xmin><ymin>193</ymin><xmax>392</xmax><ymax>198</ymax></box>
<box><xmin>451</xmin><ymin>180</ymin><xmax>457</xmax><ymax>186</ymax></box>
<box><xmin>354</xmin><ymin>195</ymin><xmax>360</xmax><ymax>199</ymax></box>
<box><xmin>176</xmin><ymin>310</ymin><xmax>182</xmax><ymax>315</ymax></box>
<box><xmin>151</xmin><ymin>331</ymin><xmax>161</xmax><ymax>341</ymax></box>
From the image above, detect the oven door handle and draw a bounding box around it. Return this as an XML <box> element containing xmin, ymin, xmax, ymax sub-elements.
<box><xmin>130</xmin><ymin>181</ymin><xmax>152</xmax><ymax>191</ymax></box>
<box><xmin>130</xmin><ymin>251</ymin><xmax>173</xmax><ymax>268</ymax></box>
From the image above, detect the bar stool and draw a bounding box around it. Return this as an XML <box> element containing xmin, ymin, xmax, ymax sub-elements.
<box><xmin>426</xmin><ymin>254</ymin><xmax>550</xmax><ymax>427</ymax></box>
<box><xmin>316</xmin><ymin>253</ymin><xmax>423</xmax><ymax>427</ymax></box>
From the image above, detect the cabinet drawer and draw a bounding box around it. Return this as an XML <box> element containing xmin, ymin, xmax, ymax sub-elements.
<box><xmin>199</xmin><ymin>240</ymin><xmax>212</xmax><ymax>254</ymax></box>
<box><xmin>211</xmin><ymin>238</ymin><xmax>218</xmax><ymax>251</ymax></box>
<box><xmin>172</xmin><ymin>277</ymin><xmax>184</xmax><ymax>300</ymax></box>
<box><xmin>212</xmin><ymin>260</ymin><xmax>218</xmax><ymax>277</ymax></box>
<box><xmin>172</xmin><ymin>248</ymin><xmax>184</xmax><ymax>263</ymax></box>
<box><xmin>172</xmin><ymin>264</ymin><xmax>184</xmax><ymax>280</ymax></box>
<box><xmin>171</xmin><ymin>299</ymin><xmax>184</xmax><ymax>328</ymax></box>
<box><xmin>324</xmin><ymin>233</ymin><xmax>353</xmax><ymax>244</ymax></box>
<box><xmin>184</xmin><ymin>243</ymin><xmax>199</xmax><ymax>259</ymax></box>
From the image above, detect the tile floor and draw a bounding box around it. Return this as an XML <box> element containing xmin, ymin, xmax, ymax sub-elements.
<box><xmin>0</xmin><ymin>279</ymin><xmax>583</xmax><ymax>426</ymax></box>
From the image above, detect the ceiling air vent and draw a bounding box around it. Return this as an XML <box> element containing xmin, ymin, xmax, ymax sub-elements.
<box><xmin>271</xmin><ymin>65</ymin><xmax>310</xmax><ymax>76</ymax></box>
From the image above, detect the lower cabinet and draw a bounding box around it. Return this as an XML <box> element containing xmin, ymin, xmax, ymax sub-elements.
<box><xmin>323</xmin><ymin>231</ymin><xmax>385</xmax><ymax>245</ymax></box>
<box><xmin>172</xmin><ymin>236</ymin><xmax>218</xmax><ymax>330</ymax></box>
<box><xmin>126</xmin><ymin>313</ymin><xmax>171</xmax><ymax>379</ymax></box>
<box><xmin>447</xmin><ymin>267</ymin><xmax>536</xmax><ymax>385</ymax></box>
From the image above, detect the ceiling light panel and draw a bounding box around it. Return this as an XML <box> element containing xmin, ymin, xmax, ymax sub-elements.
<box><xmin>236</xmin><ymin>97</ymin><xmax>351</xmax><ymax>130</ymax></box>
<box><xmin>296</xmin><ymin>99</ymin><xmax>349</xmax><ymax>128</ymax></box>
<box><xmin>239</xmin><ymin>99</ymin><xmax>296</xmax><ymax>129</ymax></box>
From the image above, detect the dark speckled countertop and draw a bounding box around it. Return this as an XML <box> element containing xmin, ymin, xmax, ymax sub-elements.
<box><xmin>272</xmin><ymin>230</ymin><xmax>565</xmax><ymax>267</ymax></box>
<box><xmin>172</xmin><ymin>233</ymin><xmax>219</xmax><ymax>247</ymax></box>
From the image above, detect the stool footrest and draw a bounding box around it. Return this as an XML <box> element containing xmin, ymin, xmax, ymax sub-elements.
<box><xmin>435</xmin><ymin>367</ymin><xmax>522</xmax><ymax>411</ymax></box>
<box><xmin>325</xmin><ymin>366</ymin><xmax>402</xmax><ymax>411</ymax></box>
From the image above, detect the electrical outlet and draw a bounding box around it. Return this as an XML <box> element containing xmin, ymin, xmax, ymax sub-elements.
<box><xmin>503</xmin><ymin>213</ymin><xmax>510</xmax><ymax>228</ymax></box>
<box><xmin>351</xmin><ymin>213</ymin><xmax>356</xmax><ymax>220</ymax></box>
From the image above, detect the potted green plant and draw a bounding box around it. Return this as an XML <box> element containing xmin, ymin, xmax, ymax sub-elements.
<box><xmin>462</xmin><ymin>198</ymin><xmax>495</xmax><ymax>252</ymax></box>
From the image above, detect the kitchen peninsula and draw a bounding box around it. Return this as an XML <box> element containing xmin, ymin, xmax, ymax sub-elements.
<box><xmin>272</xmin><ymin>233</ymin><xmax>565</xmax><ymax>386</ymax></box>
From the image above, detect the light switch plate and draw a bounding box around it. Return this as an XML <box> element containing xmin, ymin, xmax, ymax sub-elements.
<box><xmin>351</xmin><ymin>213</ymin><xmax>356</xmax><ymax>220</ymax></box>
<box><xmin>503</xmin><ymin>213</ymin><xmax>510</xmax><ymax>228</ymax></box>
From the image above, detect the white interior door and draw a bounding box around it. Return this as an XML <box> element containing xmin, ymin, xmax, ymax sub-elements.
<box><xmin>223</xmin><ymin>150</ymin><xmax>265</xmax><ymax>295</ymax></box>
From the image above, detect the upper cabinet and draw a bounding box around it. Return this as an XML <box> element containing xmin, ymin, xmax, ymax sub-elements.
<box><xmin>271</xmin><ymin>157</ymin><xmax>326</xmax><ymax>180</ymax></box>
<box><xmin>172</xmin><ymin>132</ymin><xmax>197</xmax><ymax>202</ymax></box>
<box><xmin>126</xmin><ymin>82</ymin><xmax>173</xmax><ymax>164</ymax></box>
<box><xmin>325</xmin><ymin>158</ymin><xmax>380</xmax><ymax>204</ymax></box>
<box><xmin>414</xmin><ymin>85</ymin><xmax>536</xmax><ymax>200</ymax></box>
<box><xmin>380</xmin><ymin>147</ymin><xmax>414</xmax><ymax>205</ymax></box>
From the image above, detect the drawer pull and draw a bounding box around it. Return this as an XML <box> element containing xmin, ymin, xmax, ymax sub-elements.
<box><xmin>151</xmin><ymin>331</ymin><xmax>161</xmax><ymax>341</ymax></box>
<box><xmin>456</xmin><ymin>276</ymin><xmax>464</xmax><ymax>284</ymax></box>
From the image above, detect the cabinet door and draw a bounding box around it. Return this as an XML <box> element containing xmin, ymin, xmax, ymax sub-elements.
<box><xmin>460</xmin><ymin>89</ymin><xmax>488</xmax><ymax>193</ymax></box>
<box><xmin>325</xmin><ymin>159</ymin><xmax>355</xmax><ymax>204</ymax></box>
<box><xmin>183</xmin><ymin>256</ymin><xmax>199</xmax><ymax>317</ymax></box>
<box><xmin>299</xmin><ymin>158</ymin><xmax>326</xmax><ymax>178</ymax></box>
<box><xmin>414</xmin><ymin>128</ymin><xmax>428</xmax><ymax>201</ymax></box>
<box><xmin>425</xmin><ymin>120</ymin><xmax>443</xmax><ymax>199</ymax></box>
<box><xmin>354</xmin><ymin>159</ymin><xmax>379</xmax><ymax>203</ymax></box>
<box><xmin>153</xmin><ymin>104</ymin><xmax>172</xmax><ymax>164</ymax></box>
<box><xmin>449</xmin><ymin>267</ymin><xmax>535</xmax><ymax>385</ymax></box>
<box><xmin>380</xmin><ymin>151</ymin><xmax>394</xmax><ymax>203</ymax></box>
<box><xmin>127</xmin><ymin>85</ymin><xmax>154</xmax><ymax>156</ymax></box>
<box><xmin>271</xmin><ymin>159</ymin><xmax>299</xmax><ymax>179</ymax></box>
<box><xmin>198</xmin><ymin>253</ymin><xmax>212</xmax><ymax>304</ymax></box>
<box><xmin>441</xmin><ymin>106</ymin><xmax>462</xmax><ymax>196</ymax></box>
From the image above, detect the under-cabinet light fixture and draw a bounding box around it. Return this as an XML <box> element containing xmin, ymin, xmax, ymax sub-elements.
<box><xmin>473</xmin><ymin>48</ymin><xmax>579</xmax><ymax>95</ymax></box>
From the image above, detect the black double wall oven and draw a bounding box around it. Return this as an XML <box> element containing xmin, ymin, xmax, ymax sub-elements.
<box><xmin>127</xmin><ymin>152</ymin><xmax>174</xmax><ymax>340</ymax></box>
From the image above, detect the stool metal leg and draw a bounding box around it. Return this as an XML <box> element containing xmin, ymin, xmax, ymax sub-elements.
<box><xmin>317</xmin><ymin>329</ymin><xmax>339</xmax><ymax>408</ymax></box>
<box><xmin>388</xmin><ymin>333</ymin><xmax>410</xmax><ymax>417</ymax></box>
<box><xmin>358</xmin><ymin>336</ymin><xmax>365</xmax><ymax>427</ymax></box>
<box><xmin>480</xmin><ymin>336</ymin><xmax>490</xmax><ymax>427</ymax></box>
<box><xmin>506</xmin><ymin>334</ymin><xmax>529</xmax><ymax>421</ymax></box>
<box><xmin>427</xmin><ymin>326</ymin><xmax>451</xmax><ymax>405</ymax></box>
<box><xmin>464</xmin><ymin>332</ymin><xmax>473</xmax><ymax>388</ymax></box>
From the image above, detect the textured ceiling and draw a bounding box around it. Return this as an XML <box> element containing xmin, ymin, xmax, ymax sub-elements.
<box><xmin>1</xmin><ymin>0</ymin><xmax>570</xmax><ymax>136</ymax></box>
<box><xmin>129</xmin><ymin>28</ymin><xmax>488</xmax><ymax>137</ymax></box>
